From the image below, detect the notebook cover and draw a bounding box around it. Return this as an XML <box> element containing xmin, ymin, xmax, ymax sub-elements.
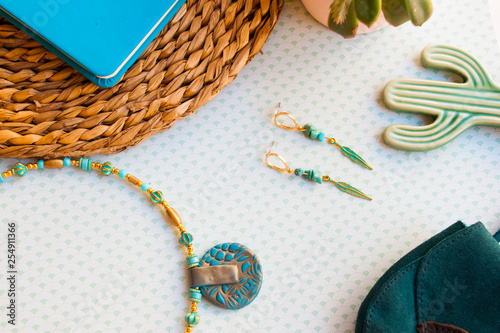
<box><xmin>0</xmin><ymin>0</ymin><xmax>185</xmax><ymax>88</ymax></box>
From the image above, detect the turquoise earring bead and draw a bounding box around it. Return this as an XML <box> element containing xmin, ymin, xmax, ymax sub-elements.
<box><xmin>185</xmin><ymin>312</ymin><xmax>200</xmax><ymax>326</ymax></box>
<box><xmin>151</xmin><ymin>190</ymin><xmax>163</xmax><ymax>203</ymax></box>
<box><xmin>180</xmin><ymin>232</ymin><xmax>193</xmax><ymax>245</ymax></box>
<box><xmin>187</xmin><ymin>254</ymin><xmax>201</xmax><ymax>268</ymax></box>
<box><xmin>189</xmin><ymin>288</ymin><xmax>202</xmax><ymax>302</ymax></box>
<box><xmin>13</xmin><ymin>163</ymin><xmax>27</xmax><ymax>177</ymax></box>
<box><xmin>63</xmin><ymin>158</ymin><xmax>71</xmax><ymax>167</ymax></box>
<box><xmin>118</xmin><ymin>170</ymin><xmax>127</xmax><ymax>178</ymax></box>
<box><xmin>295</xmin><ymin>168</ymin><xmax>322</xmax><ymax>184</ymax></box>
<box><xmin>37</xmin><ymin>160</ymin><xmax>44</xmax><ymax>169</ymax></box>
<box><xmin>79</xmin><ymin>158</ymin><xmax>92</xmax><ymax>171</ymax></box>
<box><xmin>0</xmin><ymin>174</ymin><xmax>4</xmax><ymax>183</ymax></box>
<box><xmin>101</xmin><ymin>162</ymin><xmax>114</xmax><ymax>176</ymax></box>
<box><xmin>294</xmin><ymin>168</ymin><xmax>304</xmax><ymax>176</ymax></box>
<box><xmin>141</xmin><ymin>183</ymin><xmax>148</xmax><ymax>191</ymax></box>
<box><xmin>303</xmin><ymin>124</ymin><xmax>325</xmax><ymax>142</ymax></box>
<box><xmin>303</xmin><ymin>170</ymin><xmax>323</xmax><ymax>184</ymax></box>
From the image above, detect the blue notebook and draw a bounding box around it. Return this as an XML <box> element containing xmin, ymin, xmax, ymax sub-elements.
<box><xmin>0</xmin><ymin>0</ymin><xmax>185</xmax><ymax>88</ymax></box>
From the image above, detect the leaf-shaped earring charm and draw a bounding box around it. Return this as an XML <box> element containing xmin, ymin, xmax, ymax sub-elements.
<box><xmin>273</xmin><ymin>106</ymin><xmax>373</xmax><ymax>170</ymax></box>
<box><xmin>326</xmin><ymin>138</ymin><xmax>373</xmax><ymax>170</ymax></box>
<box><xmin>322</xmin><ymin>176</ymin><xmax>372</xmax><ymax>201</ymax></box>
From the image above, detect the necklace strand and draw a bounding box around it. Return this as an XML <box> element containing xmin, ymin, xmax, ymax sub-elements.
<box><xmin>1</xmin><ymin>157</ymin><xmax>200</xmax><ymax>332</ymax></box>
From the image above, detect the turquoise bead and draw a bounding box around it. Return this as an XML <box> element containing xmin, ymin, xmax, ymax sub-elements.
<box><xmin>185</xmin><ymin>312</ymin><xmax>200</xmax><ymax>326</ymax></box>
<box><xmin>189</xmin><ymin>288</ymin><xmax>202</xmax><ymax>303</ymax></box>
<box><xmin>303</xmin><ymin>124</ymin><xmax>324</xmax><ymax>141</ymax></box>
<box><xmin>101</xmin><ymin>162</ymin><xmax>113</xmax><ymax>176</ymax></box>
<box><xmin>118</xmin><ymin>170</ymin><xmax>126</xmax><ymax>178</ymax></box>
<box><xmin>294</xmin><ymin>168</ymin><xmax>304</xmax><ymax>176</ymax></box>
<box><xmin>37</xmin><ymin>160</ymin><xmax>44</xmax><ymax>169</ymax></box>
<box><xmin>303</xmin><ymin>124</ymin><xmax>312</xmax><ymax>138</ymax></box>
<box><xmin>0</xmin><ymin>174</ymin><xmax>4</xmax><ymax>183</ymax></box>
<box><xmin>151</xmin><ymin>190</ymin><xmax>163</xmax><ymax>203</ymax></box>
<box><xmin>13</xmin><ymin>163</ymin><xmax>27</xmax><ymax>177</ymax></box>
<box><xmin>180</xmin><ymin>232</ymin><xmax>193</xmax><ymax>246</ymax></box>
<box><xmin>303</xmin><ymin>124</ymin><xmax>319</xmax><ymax>140</ymax></box>
<box><xmin>303</xmin><ymin>170</ymin><xmax>322</xmax><ymax>184</ymax></box>
<box><xmin>187</xmin><ymin>254</ymin><xmax>201</xmax><ymax>269</ymax></box>
<box><xmin>141</xmin><ymin>183</ymin><xmax>148</xmax><ymax>191</ymax></box>
<box><xmin>63</xmin><ymin>158</ymin><xmax>71</xmax><ymax>167</ymax></box>
<box><xmin>79</xmin><ymin>158</ymin><xmax>92</xmax><ymax>171</ymax></box>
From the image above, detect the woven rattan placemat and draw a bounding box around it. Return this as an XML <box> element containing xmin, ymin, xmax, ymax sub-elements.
<box><xmin>0</xmin><ymin>0</ymin><xmax>284</xmax><ymax>158</ymax></box>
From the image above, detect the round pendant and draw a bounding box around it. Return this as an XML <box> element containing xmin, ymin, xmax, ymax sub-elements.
<box><xmin>200</xmin><ymin>243</ymin><xmax>263</xmax><ymax>310</ymax></box>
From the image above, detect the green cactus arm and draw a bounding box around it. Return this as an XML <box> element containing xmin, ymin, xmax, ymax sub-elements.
<box><xmin>384</xmin><ymin>113</ymin><xmax>500</xmax><ymax>151</ymax></box>
<box><xmin>354</xmin><ymin>0</ymin><xmax>381</xmax><ymax>27</ymax></box>
<box><xmin>384</xmin><ymin>79</ymin><xmax>500</xmax><ymax>116</ymax></box>
<box><xmin>421</xmin><ymin>45</ymin><xmax>495</xmax><ymax>88</ymax></box>
<box><xmin>384</xmin><ymin>112</ymin><xmax>473</xmax><ymax>150</ymax></box>
<box><xmin>328</xmin><ymin>1</ymin><xmax>359</xmax><ymax>38</ymax></box>
<box><xmin>403</xmin><ymin>0</ymin><xmax>432</xmax><ymax>26</ymax></box>
<box><xmin>382</xmin><ymin>0</ymin><xmax>410</xmax><ymax>26</ymax></box>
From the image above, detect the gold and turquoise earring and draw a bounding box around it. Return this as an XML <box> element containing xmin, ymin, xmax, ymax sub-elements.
<box><xmin>265</xmin><ymin>142</ymin><xmax>372</xmax><ymax>201</ymax></box>
<box><xmin>273</xmin><ymin>104</ymin><xmax>373</xmax><ymax>170</ymax></box>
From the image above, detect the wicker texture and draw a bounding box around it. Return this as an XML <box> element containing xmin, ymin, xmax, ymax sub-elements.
<box><xmin>0</xmin><ymin>0</ymin><xmax>284</xmax><ymax>158</ymax></box>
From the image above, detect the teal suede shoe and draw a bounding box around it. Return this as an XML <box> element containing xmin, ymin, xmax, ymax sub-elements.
<box><xmin>355</xmin><ymin>221</ymin><xmax>500</xmax><ymax>333</ymax></box>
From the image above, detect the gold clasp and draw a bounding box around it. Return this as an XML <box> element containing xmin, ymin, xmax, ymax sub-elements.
<box><xmin>273</xmin><ymin>104</ymin><xmax>302</xmax><ymax>131</ymax></box>
<box><xmin>326</xmin><ymin>137</ymin><xmax>337</xmax><ymax>145</ymax></box>
<box><xmin>265</xmin><ymin>142</ymin><xmax>293</xmax><ymax>173</ymax></box>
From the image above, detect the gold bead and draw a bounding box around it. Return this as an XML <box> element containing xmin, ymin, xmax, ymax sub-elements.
<box><xmin>147</xmin><ymin>188</ymin><xmax>153</xmax><ymax>194</ymax></box>
<box><xmin>127</xmin><ymin>175</ymin><xmax>141</xmax><ymax>185</ymax></box>
<box><xmin>2</xmin><ymin>172</ymin><xmax>7</xmax><ymax>178</ymax></box>
<box><xmin>44</xmin><ymin>159</ymin><xmax>64</xmax><ymax>169</ymax></box>
<box><xmin>137</xmin><ymin>181</ymin><xmax>143</xmax><ymax>187</ymax></box>
<box><xmin>95</xmin><ymin>163</ymin><xmax>101</xmax><ymax>168</ymax></box>
<box><xmin>71</xmin><ymin>160</ymin><xmax>78</xmax><ymax>165</ymax></box>
<box><xmin>6</xmin><ymin>170</ymin><xmax>13</xmax><ymax>176</ymax></box>
<box><xmin>33</xmin><ymin>164</ymin><xmax>38</xmax><ymax>169</ymax></box>
<box><xmin>161</xmin><ymin>200</ymin><xmax>169</xmax><ymax>208</ymax></box>
<box><xmin>179</xmin><ymin>226</ymin><xmax>186</xmax><ymax>233</ymax></box>
<box><xmin>185</xmin><ymin>327</ymin><xmax>193</xmax><ymax>333</ymax></box>
<box><xmin>113</xmin><ymin>168</ymin><xmax>120</xmax><ymax>175</ymax></box>
<box><xmin>26</xmin><ymin>164</ymin><xmax>33</xmax><ymax>170</ymax></box>
<box><xmin>165</xmin><ymin>205</ymin><xmax>182</xmax><ymax>226</ymax></box>
<box><xmin>91</xmin><ymin>162</ymin><xmax>96</xmax><ymax>168</ymax></box>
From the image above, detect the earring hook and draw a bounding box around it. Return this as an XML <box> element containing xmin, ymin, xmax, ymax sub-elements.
<box><xmin>265</xmin><ymin>142</ymin><xmax>293</xmax><ymax>173</ymax></box>
<box><xmin>273</xmin><ymin>106</ymin><xmax>302</xmax><ymax>131</ymax></box>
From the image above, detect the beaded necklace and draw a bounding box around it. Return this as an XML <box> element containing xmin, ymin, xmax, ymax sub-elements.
<box><xmin>1</xmin><ymin>157</ymin><xmax>263</xmax><ymax>332</ymax></box>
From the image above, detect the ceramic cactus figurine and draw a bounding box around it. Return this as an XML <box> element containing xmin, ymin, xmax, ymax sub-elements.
<box><xmin>328</xmin><ymin>0</ymin><xmax>433</xmax><ymax>38</ymax></box>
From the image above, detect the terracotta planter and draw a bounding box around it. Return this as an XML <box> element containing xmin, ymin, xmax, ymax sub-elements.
<box><xmin>301</xmin><ymin>0</ymin><xmax>389</xmax><ymax>35</ymax></box>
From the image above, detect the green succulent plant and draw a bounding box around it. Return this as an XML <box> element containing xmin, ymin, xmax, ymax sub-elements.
<box><xmin>329</xmin><ymin>0</ymin><xmax>433</xmax><ymax>38</ymax></box>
